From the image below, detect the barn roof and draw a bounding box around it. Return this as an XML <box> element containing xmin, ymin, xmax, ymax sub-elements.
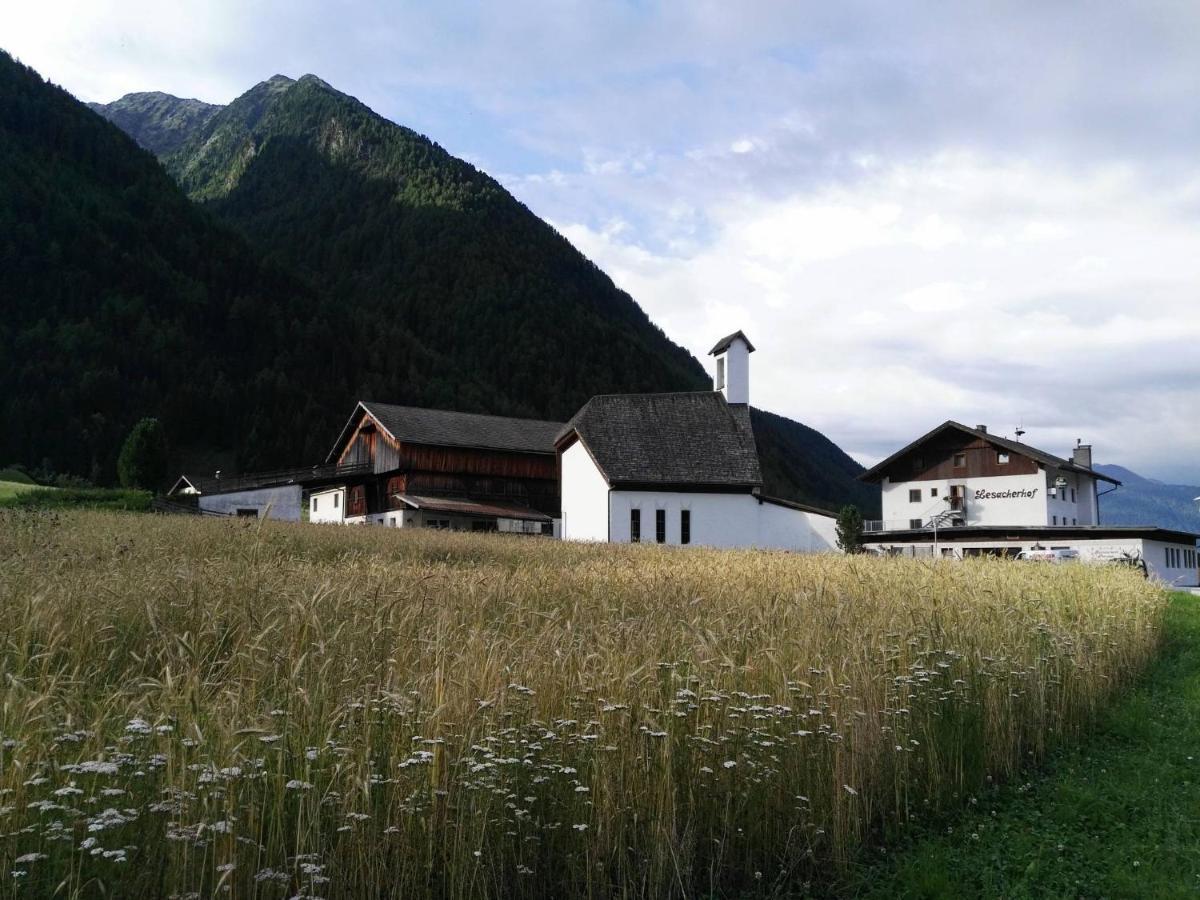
<box><xmin>326</xmin><ymin>401</ymin><xmax>564</xmax><ymax>462</ymax></box>
<box><xmin>555</xmin><ymin>392</ymin><xmax>763</xmax><ymax>489</ymax></box>
<box><xmin>858</xmin><ymin>420</ymin><xmax>1121</xmax><ymax>485</ymax></box>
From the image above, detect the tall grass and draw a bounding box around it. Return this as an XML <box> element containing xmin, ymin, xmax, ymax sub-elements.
<box><xmin>0</xmin><ymin>510</ymin><xmax>1166</xmax><ymax>898</ymax></box>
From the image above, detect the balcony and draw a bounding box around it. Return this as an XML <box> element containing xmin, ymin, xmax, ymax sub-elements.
<box><xmin>865</xmin><ymin>496</ymin><xmax>968</xmax><ymax>533</ymax></box>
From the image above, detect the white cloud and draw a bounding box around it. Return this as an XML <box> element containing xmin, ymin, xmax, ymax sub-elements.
<box><xmin>553</xmin><ymin>152</ymin><xmax>1200</xmax><ymax>481</ymax></box>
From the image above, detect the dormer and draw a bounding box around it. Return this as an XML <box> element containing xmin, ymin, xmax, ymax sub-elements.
<box><xmin>709</xmin><ymin>330</ymin><xmax>755</xmax><ymax>405</ymax></box>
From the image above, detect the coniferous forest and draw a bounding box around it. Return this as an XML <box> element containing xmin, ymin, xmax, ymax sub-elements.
<box><xmin>0</xmin><ymin>50</ymin><xmax>879</xmax><ymax>514</ymax></box>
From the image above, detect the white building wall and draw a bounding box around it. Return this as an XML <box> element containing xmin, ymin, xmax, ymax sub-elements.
<box><xmin>756</xmin><ymin>500</ymin><xmax>838</xmax><ymax>552</ymax></box>
<box><xmin>882</xmin><ymin>472</ymin><xmax>1048</xmax><ymax>528</ymax></box>
<box><xmin>1144</xmin><ymin>540</ymin><xmax>1200</xmax><ymax>587</ymax></box>
<box><xmin>715</xmin><ymin>340</ymin><xmax>751</xmax><ymax>404</ymax></box>
<box><xmin>309</xmin><ymin>487</ymin><xmax>346</xmax><ymax>524</ymax></box>
<box><xmin>560</xmin><ymin>441</ymin><xmax>611</xmax><ymax>541</ymax></box>
<box><xmin>604</xmin><ymin>490</ymin><xmax>838</xmax><ymax>552</ymax></box>
<box><xmin>864</xmin><ymin>536</ymin><xmax>1197</xmax><ymax>588</ymax></box>
<box><xmin>609</xmin><ymin>490</ymin><xmax>758</xmax><ymax>547</ymax></box>
<box><xmin>199</xmin><ymin>485</ymin><xmax>302</xmax><ymax>521</ymax></box>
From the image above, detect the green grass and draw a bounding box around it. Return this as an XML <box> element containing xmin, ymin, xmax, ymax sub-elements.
<box><xmin>0</xmin><ymin>478</ymin><xmax>40</xmax><ymax>500</ymax></box>
<box><xmin>0</xmin><ymin>485</ymin><xmax>150</xmax><ymax>510</ymax></box>
<box><xmin>840</xmin><ymin>591</ymin><xmax>1200</xmax><ymax>899</ymax></box>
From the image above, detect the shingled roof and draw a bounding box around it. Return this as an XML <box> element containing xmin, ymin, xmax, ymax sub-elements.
<box><xmin>858</xmin><ymin>421</ymin><xmax>1121</xmax><ymax>485</ymax></box>
<box><xmin>556</xmin><ymin>392</ymin><xmax>763</xmax><ymax>489</ymax></box>
<box><xmin>327</xmin><ymin>401</ymin><xmax>564</xmax><ymax>461</ymax></box>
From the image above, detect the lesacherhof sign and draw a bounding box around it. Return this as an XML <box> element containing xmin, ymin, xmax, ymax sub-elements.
<box><xmin>974</xmin><ymin>488</ymin><xmax>1038</xmax><ymax>500</ymax></box>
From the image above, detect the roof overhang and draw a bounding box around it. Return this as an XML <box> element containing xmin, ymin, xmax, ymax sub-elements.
<box><xmin>758</xmin><ymin>494</ymin><xmax>837</xmax><ymax>518</ymax></box>
<box><xmin>392</xmin><ymin>494</ymin><xmax>552</xmax><ymax>522</ymax></box>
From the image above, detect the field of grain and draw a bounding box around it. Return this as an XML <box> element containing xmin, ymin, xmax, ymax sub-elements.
<box><xmin>0</xmin><ymin>510</ymin><xmax>1167</xmax><ymax>898</ymax></box>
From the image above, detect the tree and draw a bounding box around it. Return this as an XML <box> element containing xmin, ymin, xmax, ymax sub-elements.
<box><xmin>117</xmin><ymin>418</ymin><xmax>168</xmax><ymax>490</ymax></box>
<box><xmin>835</xmin><ymin>504</ymin><xmax>865</xmax><ymax>554</ymax></box>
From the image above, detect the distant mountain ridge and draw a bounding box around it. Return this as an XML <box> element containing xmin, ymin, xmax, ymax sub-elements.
<box><xmin>4</xmin><ymin>54</ymin><xmax>878</xmax><ymax>514</ymax></box>
<box><xmin>1096</xmin><ymin>464</ymin><xmax>1200</xmax><ymax>534</ymax></box>
<box><xmin>89</xmin><ymin>91</ymin><xmax>222</xmax><ymax>155</ymax></box>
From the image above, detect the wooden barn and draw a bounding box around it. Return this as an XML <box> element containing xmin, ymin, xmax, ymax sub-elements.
<box><xmin>311</xmin><ymin>401</ymin><xmax>563</xmax><ymax>533</ymax></box>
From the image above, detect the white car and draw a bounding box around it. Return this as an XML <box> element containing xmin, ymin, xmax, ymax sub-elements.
<box><xmin>1017</xmin><ymin>548</ymin><xmax>1080</xmax><ymax>563</ymax></box>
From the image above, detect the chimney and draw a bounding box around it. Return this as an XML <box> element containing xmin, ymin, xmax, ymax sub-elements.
<box><xmin>976</xmin><ymin>424</ymin><xmax>988</xmax><ymax>434</ymax></box>
<box><xmin>708</xmin><ymin>330</ymin><xmax>755</xmax><ymax>405</ymax></box>
<box><xmin>1071</xmin><ymin>441</ymin><xmax>1093</xmax><ymax>470</ymax></box>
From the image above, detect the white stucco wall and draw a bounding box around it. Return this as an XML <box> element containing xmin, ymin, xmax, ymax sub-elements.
<box><xmin>882</xmin><ymin>472</ymin><xmax>1047</xmax><ymax>528</ymax></box>
<box><xmin>716</xmin><ymin>340</ymin><xmax>751</xmax><ymax>404</ymax></box>
<box><xmin>309</xmin><ymin>487</ymin><xmax>346</xmax><ymax>524</ymax></box>
<box><xmin>1143</xmin><ymin>540</ymin><xmax>1200</xmax><ymax>587</ymax></box>
<box><xmin>199</xmin><ymin>484</ymin><xmax>302</xmax><ymax>521</ymax></box>
<box><xmin>560</xmin><ymin>440</ymin><xmax>611</xmax><ymax>541</ymax></box>
<box><xmin>605</xmin><ymin>490</ymin><xmax>837</xmax><ymax>552</ymax></box>
<box><xmin>756</xmin><ymin>499</ymin><xmax>838</xmax><ymax>551</ymax></box>
<box><xmin>609</xmin><ymin>490</ymin><xmax>759</xmax><ymax>547</ymax></box>
<box><xmin>881</xmin><ymin>468</ymin><xmax>1105</xmax><ymax>530</ymax></box>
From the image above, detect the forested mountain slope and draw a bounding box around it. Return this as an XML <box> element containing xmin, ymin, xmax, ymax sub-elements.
<box><xmin>0</xmin><ymin>51</ymin><xmax>446</xmax><ymax>478</ymax></box>
<box><xmin>160</xmin><ymin>73</ymin><xmax>709</xmax><ymax>421</ymax></box>
<box><xmin>4</xmin><ymin>55</ymin><xmax>877</xmax><ymax>513</ymax></box>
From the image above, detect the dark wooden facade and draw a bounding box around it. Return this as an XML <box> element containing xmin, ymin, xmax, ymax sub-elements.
<box><xmin>333</xmin><ymin>409</ymin><xmax>560</xmax><ymax>518</ymax></box>
<box><xmin>879</xmin><ymin>433</ymin><xmax>1041</xmax><ymax>483</ymax></box>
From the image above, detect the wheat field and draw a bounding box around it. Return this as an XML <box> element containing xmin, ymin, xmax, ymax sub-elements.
<box><xmin>0</xmin><ymin>510</ymin><xmax>1166</xmax><ymax>898</ymax></box>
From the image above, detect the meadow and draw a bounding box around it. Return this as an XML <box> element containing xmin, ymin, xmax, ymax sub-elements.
<box><xmin>0</xmin><ymin>510</ymin><xmax>1167</xmax><ymax>898</ymax></box>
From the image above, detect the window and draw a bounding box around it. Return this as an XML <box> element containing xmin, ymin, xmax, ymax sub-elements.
<box><xmin>1052</xmin><ymin>515</ymin><xmax>1058</xmax><ymax>525</ymax></box>
<box><xmin>334</xmin><ymin>493</ymin><xmax>339</xmax><ymax>508</ymax></box>
<box><xmin>997</xmin><ymin>452</ymin><xmax>1010</xmax><ymax>464</ymax></box>
<box><xmin>1165</xmin><ymin>547</ymin><xmax>1172</xmax><ymax>567</ymax></box>
<box><xmin>389</xmin><ymin>517</ymin><xmax>397</xmax><ymax>527</ymax></box>
<box><xmin>930</xmin><ymin>487</ymin><xmax>938</xmax><ymax>498</ymax></box>
<box><xmin>953</xmin><ymin>452</ymin><xmax>966</xmax><ymax>468</ymax></box>
<box><xmin>909</xmin><ymin>518</ymin><xmax>923</xmax><ymax>529</ymax></box>
<box><xmin>312</xmin><ymin>497</ymin><xmax>319</xmax><ymax>512</ymax></box>
<box><xmin>716</xmin><ymin>357</ymin><xmax>725</xmax><ymax>390</ymax></box>
<box><xmin>909</xmin><ymin>489</ymin><xmax>922</xmax><ymax>503</ymax></box>
<box><xmin>630</xmin><ymin>509</ymin><xmax>641</xmax><ymax>543</ymax></box>
<box><xmin>681</xmin><ymin>509</ymin><xmax>691</xmax><ymax>545</ymax></box>
<box><xmin>656</xmin><ymin>509</ymin><xmax>666</xmax><ymax>544</ymax></box>
<box><xmin>1072</xmin><ymin>518</ymin><xmax>1077</xmax><ymax>526</ymax></box>
<box><xmin>236</xmin><ymin>508</ymin><xmax>258</xmax><ymax>518</ymax></box>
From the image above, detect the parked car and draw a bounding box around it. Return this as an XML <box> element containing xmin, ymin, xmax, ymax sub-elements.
<box><xmin>1017</xmin><ymin>548</ymin><xmax>1080</xmax><ymax>563</ymax></box>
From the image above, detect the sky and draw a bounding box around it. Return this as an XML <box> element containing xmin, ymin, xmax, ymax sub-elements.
<box><xmin>6</xmin><ymin>1</ymin><xmax>1200</xmax><ymax>483</ymax></box>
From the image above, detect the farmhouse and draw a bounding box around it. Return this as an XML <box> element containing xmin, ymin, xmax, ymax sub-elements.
<box><xmin>556</xmin><ymin>332</ymin><xmax>837</xmax><ymax>551</ymax></box>
<box><xmin>312</xmin><ymin>401</ymin><xmax>563</xmax><ymax>533</ymax></box>
<box><xmin>859</xmin><ymin>421</ymin><xmax>1199</xmax><ymax>585</ymax></box>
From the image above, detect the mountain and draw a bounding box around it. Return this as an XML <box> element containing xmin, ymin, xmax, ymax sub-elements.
<box><xmin>2</xmin><ymin>56</ymin><xmax>877</xmax><ymax>515</ymax></box>
<box><xmin>88</xmin><ymin>91</ymin><xmax>221</xmax><ymax>156</ymax></box>
<box><xmin>0</xmin><ymin>50</ymin><xmax>379</xmax><ymax>478</ymax></box>
<box><xmin>156</xmin><ymin>73</ymin><xmax>709</xmax><ymax>423</ymax></box>
<box><xmin>1095</xmin><ymin>464</ymin><xmax>1200</xmax><ymax>533</ymax></box>
<box><xmin>752</xmin><ymin>408</ymin><xmax>877</xmax><ymax>512</ymax></box>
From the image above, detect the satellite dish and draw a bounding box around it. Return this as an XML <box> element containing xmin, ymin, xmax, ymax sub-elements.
<box><xmin>1015</xmin><ymin>425</ymin><xmax>1026</xmax><ymax>439</ymax></box>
